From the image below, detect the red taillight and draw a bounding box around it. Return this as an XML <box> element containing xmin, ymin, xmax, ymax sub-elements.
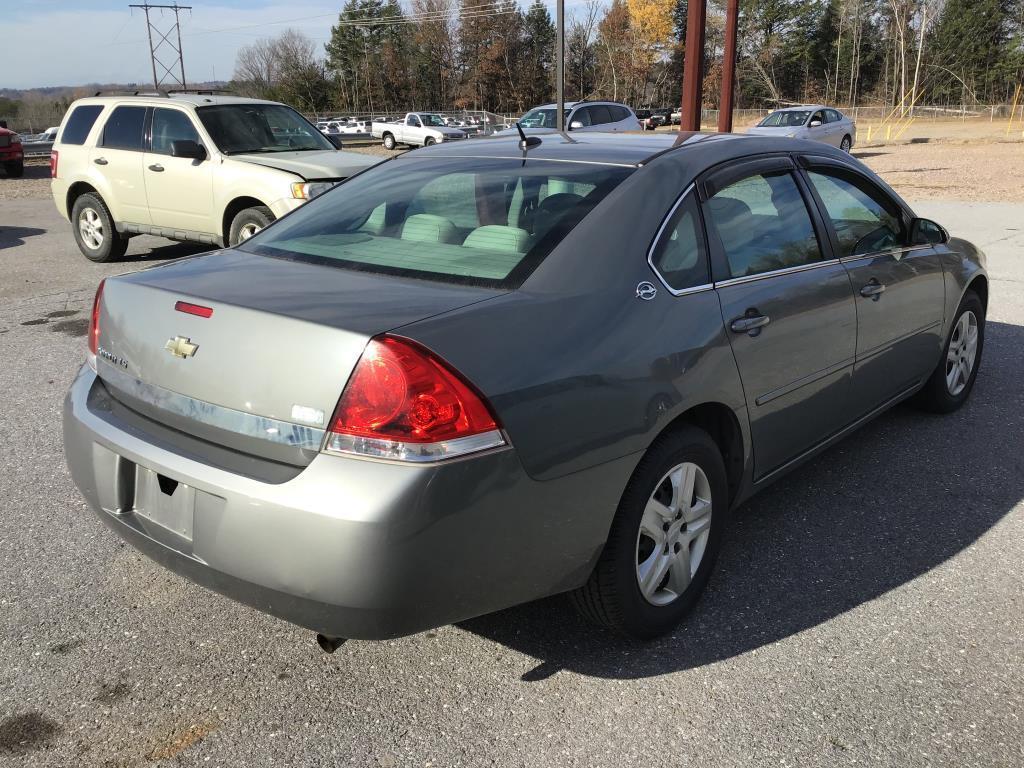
<box><xmin>88</xmin><ymin>279</ymin><xmax>105</xmax><ymax>357</ymax></box>
<box><xmin>326</xmin><ymin>336</ymin><xmax>503</xmax><ymax>461</ymax></box>
<box><xmin>49</xmin><ymin>150</ymin><xmax>58</xmax><ymax>179</ymax></box>
<box><xmin>175</xmin><ymin>300</ymin><xmax>213</xmax><ymax>318</ymax></box>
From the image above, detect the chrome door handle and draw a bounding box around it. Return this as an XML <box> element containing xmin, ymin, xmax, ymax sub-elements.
<box><xmin>730</xmin><ymin>312</ymin><xmax>771</xmax><ymax>336</ymax></box>
<box><xmin>860</xmin><ymin>281</ymin><xmax>886</xmax><ymax>299</ymax></box>
<box><xmin>93</xmin><ymin>157</ymin><xmax>108</xmax><ymax>165</ymax></box>
<box><xmin>148</xmin><ymin>164</ymin><xmax>164</xmax><ymax>172</ymax></box>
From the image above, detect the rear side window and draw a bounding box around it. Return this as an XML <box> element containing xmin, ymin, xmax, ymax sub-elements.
<box><xmin>826</xmin><ymin>109</ymin><xmax>842</xmax><ymax>123</ymax></box>
<box><xmin>242</xmin><ymin>157</ymin><xmax>633</xmax><ymax>288</ymax></box>
<box><xmin>589</xmin><ymin>105</ymin><xmax>613</xmax><ymax>125</ymax></box>
<box><xmin>61</xmin><ymin>105</ymin><xmax>103</xmax><ymax>145</ymax></box>
<box><xmin>705</xmin><ymin>172</ymin><xmax>823</xmax><ymax>279</ymax></box>
<box><xmin>101</xmin><ymin>106</ymin><xmax>147</xmax><ymax>150</ymax></box>
<box><xmin>611</xmin><ymin>106</ymin><xmax>631</xmax><ymax>122</ymax></box>
<box><xmin>650</xmin><ymin>195</ymin><xmax>709</xmax><ymax>291</ymax></box>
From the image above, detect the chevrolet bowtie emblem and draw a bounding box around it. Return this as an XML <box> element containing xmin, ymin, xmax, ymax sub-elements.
<box><xmin>165</xmin><ymin>336</ymin><xmax>198</xmax><ymax>359</ymax></box>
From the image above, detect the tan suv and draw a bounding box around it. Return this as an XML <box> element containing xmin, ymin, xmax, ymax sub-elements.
<box><xmin>51</xmin><ymin>93</ymin><xmax>380</xmax><ymax>261</ymax></box>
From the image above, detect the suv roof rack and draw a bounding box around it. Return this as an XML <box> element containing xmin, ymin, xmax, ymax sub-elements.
<box><xmin>166</xmin><ymin>89</ymin><xmax>234</xmax><ymax>96</ymax></box>
<box><xmin>91</xmin><ymin>90</ymin><xmax>169</xmax><ymax>97</ymax></box>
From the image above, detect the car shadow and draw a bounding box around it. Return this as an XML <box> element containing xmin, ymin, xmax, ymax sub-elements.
<box><xmin>0</xmin><ymin>225</ymin><xmax>46</xmax><ymax>249</ymax></box>
<box><xmin>459</xmin><ymin>319</ymin><xmax>1023</xmax><ymax>680</ymax></box>
<box><xmin>126</xmin><ymin>239</ymin><xmax>214</xmax><ymax>262</ymax></box>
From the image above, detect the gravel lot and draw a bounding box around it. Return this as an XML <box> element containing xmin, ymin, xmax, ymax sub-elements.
<box><xmin>0</xmin><ymin>159</ymin><xmax>1022</xmax><ymax>766</ymax></box>
<box><xmin>6</xmin><ymin>139</ymin><xmax>1024</xmax><ymax>204</ymax></box>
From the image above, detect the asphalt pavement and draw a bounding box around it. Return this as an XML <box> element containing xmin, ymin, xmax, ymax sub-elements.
<box><xmin>0</xmin><ymin>199</ymin><xmax>1021</xmax><ymax>767</ymax></box>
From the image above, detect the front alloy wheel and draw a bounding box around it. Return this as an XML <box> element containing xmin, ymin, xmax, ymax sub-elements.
<box><xmin>945</xmin><ymin>310</ymin><xmax>979</xmax><ymax>396</ymax></box>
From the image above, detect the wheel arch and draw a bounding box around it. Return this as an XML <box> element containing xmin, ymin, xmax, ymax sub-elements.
<box><xmin>966</xmin><ymin>273</ymin><xmax>988</xmax><ymax>313</ymax></box>
<box><xmin>222</xmin><ymin>196</ymin><xmax>270</xmax><ymax>246</ymax></box>
<box><xmin>654</xmin><ymin>402</ymin><xmax>745</xmax><ymax>505</ymax></box>
<box><xmin>66</xmin><ymin>181</ymin><xmax>100</xmax><ymax>219</ymax></box>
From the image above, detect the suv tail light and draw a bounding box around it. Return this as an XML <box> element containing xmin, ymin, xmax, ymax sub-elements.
<box><xmin>49</xmin><ymin>150</ymin><xmax>58</xmax><ymax>178</ymax></box>
<box><xmin>325</xmin><ymin>335</ymin><xmax>505</xmax><ymax>462</ymax></box>
<box><xmin>87</xmin><ymin>279</ymin><xmax>105</xmax><ymax>369</ymax></box>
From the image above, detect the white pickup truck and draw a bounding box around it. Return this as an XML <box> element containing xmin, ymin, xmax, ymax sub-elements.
<box><xmin>371</xmin><ymin>113</ymin><xmax>468</xmax><ymax>150</ymax></box>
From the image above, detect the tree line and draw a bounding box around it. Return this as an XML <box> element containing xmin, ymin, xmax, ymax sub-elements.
<box><xmin>233</xmin><ymin>0</ymin><xmax>1024</xmax><ymax>116</ymax></box>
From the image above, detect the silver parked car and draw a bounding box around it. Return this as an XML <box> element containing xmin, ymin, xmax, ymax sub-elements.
<box><xmin>505</xmin><ymin>100</ymin><xmax>642</xmax><ymax>133</ymax></box>
<box><xmin>64</xmin><ymin>132</ymin><xmax>987</xmax><ymax>647</ymax></box>
<box><xmin>746</xmin><ymin>105</ymin><xmax>856</xmax><ymax>152</ymax></box>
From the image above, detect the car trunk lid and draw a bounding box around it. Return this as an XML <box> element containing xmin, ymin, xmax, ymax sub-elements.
<box><xmin>94</xmin><ymin>249</ymin><xmax>505</xmax><ymax>466</ymax></box>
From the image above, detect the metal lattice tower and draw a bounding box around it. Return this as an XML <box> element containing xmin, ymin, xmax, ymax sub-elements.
<box><xmin>129</xmin><ymin>3</ymin><xmax>192</xmax><ymax>92</ymax></box>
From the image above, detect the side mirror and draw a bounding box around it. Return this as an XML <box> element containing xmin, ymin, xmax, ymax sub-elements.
<box><xmin>809</xmin><ymin>120</ymin><xmax>823</xmax><ymax>127</ymax></box>
<box><xmin>170</xmin><ymin>139</ymin><xmax>206</xmax><ymax>160</ymax></box>
<box><xmin>910</xmin><ymin>217</ymin><xmax>949</xmax><ymax>246</ymax></box>
<box><xmin>569</xmin><ymin>120</ymin><xmax>584</xmax><ymax>130</ymax></box>
<box><xmin>325</xmin><ymin>134</ymin><xmax>344</xmax><ymax>149</ymax></box>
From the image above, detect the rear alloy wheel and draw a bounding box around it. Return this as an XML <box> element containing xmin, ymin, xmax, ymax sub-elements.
<box><xmin>571</xmin><ymin>425</ymin><xmax>729</xmax><ymax>639</ymax></box>
<box><xmin>382</xmin><ymin>133</ymin><xmax>397</xmax><ymax>150</ymax></box>
<box><xmin>4</xmin><ymin>159</ymin><xmax>24</xmax><ymax>178</ymax></box>
<box><xmin>840</xmin><ymin>135</ymin><xmax>852</xmax><ymax>152</ymax></box>
<box><xmin>71</xmin><ymin>193</ymin><xmax>128</xmax><ymax>262</ymax></box>
<box><xmin>228</xmin><ymin>205</ymin><xmax>274</xmax><ymax>246</ymax></box>
<box><xmin>913</xmin><ymin>290</ymin><xmax>984</xmax><ymax>413</ymax></box>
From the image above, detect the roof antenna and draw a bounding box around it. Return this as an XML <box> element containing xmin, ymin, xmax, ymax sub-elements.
<box><xmin>516</xmin><ymin>122</ymin><xmax>542</xmax><ymax>159</ymax></box>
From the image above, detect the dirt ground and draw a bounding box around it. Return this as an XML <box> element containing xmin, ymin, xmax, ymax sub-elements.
<box><xmin>4</xmin><ymin>138</ymin><xmax>1023</xmax><ymax>204</ymax></box>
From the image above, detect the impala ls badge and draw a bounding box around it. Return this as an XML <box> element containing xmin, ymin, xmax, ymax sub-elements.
<box><xmin>165</xmin><ymin>336</ymin><xmax>198</xmax><ymax>359</ymax></box>
<box><xmin>636</xmin><ymin>281</ymin><xmax>658</xmax><ymax>301</ymax></box>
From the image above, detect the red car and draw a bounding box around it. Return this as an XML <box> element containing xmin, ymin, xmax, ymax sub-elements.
<box><xmin>0</xmin><ymin>126</ymin><xmax>24</xmax><ymax>177</ymax></box>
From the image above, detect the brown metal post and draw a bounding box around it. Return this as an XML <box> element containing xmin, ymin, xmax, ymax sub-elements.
<box><xmin>680</xmin><ymin>0</ymin><xmax>707</xmax><ymax>132</ymax></box>
<box><xmin>718</xmin><ymin>0</ymin><xmax>739</xmax><ymax>133</ymax></box>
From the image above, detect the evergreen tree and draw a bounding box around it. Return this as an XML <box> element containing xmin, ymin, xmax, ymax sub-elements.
<box><xmin>522</xmin><ymin>1</ymin><xmax>556</xmax><ymax>106</ymax></box>
<box><xmin>929</xmin><ymin>0</ymin><xmax>1017</xmax><ymax>103</ymax></box>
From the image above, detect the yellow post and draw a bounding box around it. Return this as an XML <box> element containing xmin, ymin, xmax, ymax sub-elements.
<box><xmin>867</xmin><ymin>125</ymin><xmax>873</xmax><ymax>142</ymax></box>
<box><xmin>1007</xmin><ymin>84</ymin><xmax>1021</xmax><ymax>137</ymax></box>
<box><xmin>886</xmin><ymin>125</ymin><xmax>892</xmax><ymax>141</ymax></box>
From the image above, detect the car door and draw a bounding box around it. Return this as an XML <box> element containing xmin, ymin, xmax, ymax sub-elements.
<box><xmin>806</xmin><ymin>110</ymin><xmax>829</xmax><ymax>145</ymax></box>
<box><xmin>799</xmin><ymin>158</ymin><xmax>946</xmax><ymax>416</ymax></box>
<box><xmin>702</xmin><ymin>156</ymin><xmax>858</xmax><ymax>478</ymax></box>
<box><xmin>89</xmin><ymin>104</ymin><xmax>150</xmax><ymax>225</ymax></box>
<box><xmin>142</xmin><ymin>107</ymin><xmax>215</xmax><ymax>236</ymax></box>
<box><xmin>404</xmin><ymin>114</ymin><xmax>422</xmax><ymax>143</ymax></box>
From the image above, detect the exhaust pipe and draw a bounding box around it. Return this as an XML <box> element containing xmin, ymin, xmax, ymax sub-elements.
<box><xmin>316</xmin><ymin>634</ymin><xmax>346</xmax><ymax>654</ymax></box>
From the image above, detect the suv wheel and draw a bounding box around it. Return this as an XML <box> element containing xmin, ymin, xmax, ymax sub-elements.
<box><xmin>4</xmin><ymin>159</ymin><xmax>24</xmax><ymax>178</ymax></box>
<box><xmin>229</xmin><ymin>206</ymin><xmax>274</xmax><ymax>246</ymax></box>
<box><xmin>71</xmin><ymin>193</ymin><xmax>128</xmax><ymax>262</ymax></box>
<box><xmin>571</xmin><ymin>425</ymin><xmax>729</xmax><ymax>639</ymax></box>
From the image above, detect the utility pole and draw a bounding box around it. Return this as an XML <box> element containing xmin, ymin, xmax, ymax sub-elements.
<box><xmin>556</xmin><ymin>0</ymin><xmax>565</xmax><ymax>132</ymax></box>
<box><xmin>129</xmin><ymin>3</ymin><xmax>191</xmax><ymax>92</ymax></box>
<box><xmin>717</xmin><ymin>0</ymin><xmax>739</xmax><ymax>133</ymax></box>
<box><xmin>680</xmin><ymin>0</ymin><xmax>707</xmax><ymax>131</ymax></box>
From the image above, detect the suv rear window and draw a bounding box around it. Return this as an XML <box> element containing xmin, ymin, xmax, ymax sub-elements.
<box><xmin>61</xmin><ymin>105</ymin><xmax>104</xmax><ymax>145</ymax></box>
<box><xmin>242</xmin><ymin>156</ymin><xmax>633</xmax><ymax>288</ymax></box>
<box><xmin>101</xmin><ymin>106</ymin><xmax>147</xmax><ymax>150</ymax></box>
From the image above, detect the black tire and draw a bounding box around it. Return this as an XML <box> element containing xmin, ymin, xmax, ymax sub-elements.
<box><xmin>912</xmin><ymin>290</ymin><xmax>985</xmax><ymax>413</ymax></box>
<box><xmin>424</xmin><ymin>137</ymin><xmax>436</xmax><ymax>146</ymax></box>
<box><xmin>71</xmin><ymin>192</ymin><xmax>128</xmax><ymax>263</ymax></box>
<box><xmin>228</xmin><ymin>205</ymin><xmax>274</xmax><ymax>247</ymax></box>
<box><xmin>571</xmin><ymin>425</ymin><xmax>730</xmax><ymax>639</ymax></box>
<box><xmin>840</xmin><ymin>135</ymin><xmax>852</xmax><ymax>152</ymax></box>
<box><xmin>382</xmin><ymin>133</ymin><xmax>397</xmax><ymax>150</ymax></box>
<box><xmin>4</xmin><ymin>159</ymin><xmax>24</xmax><ymax>178</ymax></box>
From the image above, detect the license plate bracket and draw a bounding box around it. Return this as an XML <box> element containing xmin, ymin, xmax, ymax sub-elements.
<box><xmin>132</xmin><ymin>466</ymin><xmax>195</xmax><ymax>542</ymax></box>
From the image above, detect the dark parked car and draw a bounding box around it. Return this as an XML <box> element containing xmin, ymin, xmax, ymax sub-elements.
<box><xmin>64</xmin><ymin>131</ymin><xmax>987</xmax><ymax>647</ymax></box>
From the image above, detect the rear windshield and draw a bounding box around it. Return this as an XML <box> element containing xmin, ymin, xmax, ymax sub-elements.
<box><xmin>242</xmin><ymin>156</ymin><xmax>633</xmax><ymax>288</ymax></box>
<box><xmin>759</xmin><ymin>110</ymin><xmax>811</xmax><ymax>127</ymax></box>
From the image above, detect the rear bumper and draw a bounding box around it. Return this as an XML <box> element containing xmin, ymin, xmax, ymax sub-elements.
<box><xmin>63</xmin><ymin>366</ymin><xmax>628</xmax><ymax>639</ymax></box>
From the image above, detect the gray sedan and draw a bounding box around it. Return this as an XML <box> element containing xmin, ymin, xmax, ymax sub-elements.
<box><xmin>63</xmin><ymin>131</ymin><xmax>986</xmax><ymax>647</ymax></box>
<box><xmin>746</xmin><ymin>105</ymin><xmax>857</xmax><ymax>152</ymax></box>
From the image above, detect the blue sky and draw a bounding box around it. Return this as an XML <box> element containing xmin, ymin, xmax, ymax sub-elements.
<box><xmin>3</xmin><ymin>0</ymin><xmax>575</xmax><ymax>90</ymax></box>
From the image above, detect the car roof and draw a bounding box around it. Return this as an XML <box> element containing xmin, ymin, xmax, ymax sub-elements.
<box><xmin>774</xmin><ymin>105</ymin><xmax>829</xmax><ymax>112</ymax></box>
<box><xmin>399</xmin><ymin>131</ymin><xmax>831</xmax><ymax>167</ymax></box>
<box><xmin>69</xmin><ymin>94</ymin><xmax>283</xmax><ymax>109</ymax></box>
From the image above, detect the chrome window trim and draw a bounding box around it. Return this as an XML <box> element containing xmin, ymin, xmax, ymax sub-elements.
<box><xmin>714</xmin><ymin>258</ymin><xmax>842</xmax><ymax>289</ymax></box>
<box><xmin>646</xmin><ymin>183</ymin><xmax>715</xmax><ymax>297</ymax></box>
<box><xmin>97</xmin><ymin>362</ymin><xmax>326</xmax><ymax>451</ymax></box>
<box><xmin>839</xmin><ymin>244</ymin><xmax>934</xmax><ymax>264</ymax></box>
